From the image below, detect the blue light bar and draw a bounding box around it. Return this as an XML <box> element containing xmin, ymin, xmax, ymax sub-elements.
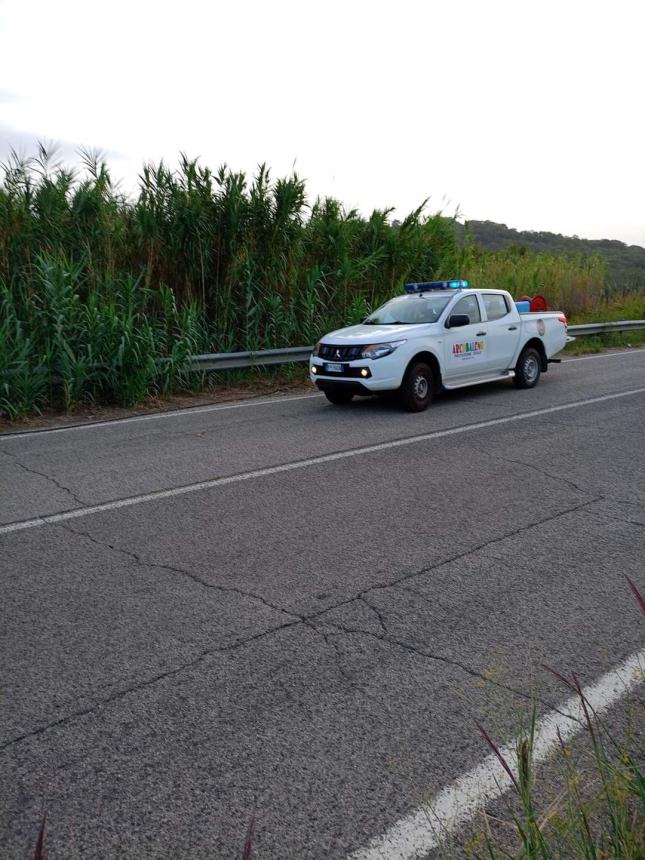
<box><xmin>404</xmin><ymin>279</ymin><xmax>470</xmax><ymax>293</ymax></box>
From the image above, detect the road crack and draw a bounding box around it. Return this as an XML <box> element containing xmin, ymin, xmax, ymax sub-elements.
<box><xmin>320</xmin><ymin>621</ymin><xmax>584</xmax><ymax>726</ymax></box>
<box><xmin>494</xmin><ymin>454</ymin><xmax>594</xmax><ymax>497</ymax></box>
<box><xmin>583</xmin><ymin>508</ymin><xmax>645</xmax><ymax>531</ymax></box>
<box><xmin>55</xmin><ymin>522</ymin><xmax>354</xmax><ymax>688</ymax></box>
<box><xmin>55</xmin><ymin>521</ymin><xmax>304</xmax><ymax>625</ymax></box>
<box><xmin>0</xmin><ymin>449</ymin><xmax>87</xmax><ymax>507</ymax></box>
<box><xmin>1</xmin><ymin>500</ymin><xmax>601</xmax><ymax>752</ymax></box>
<box><xmin>357</xmin><ymin>594</ymin><xmax>390</xmax><ymax>636</ymax></box>
<box><xmin>361</xmin><ymin>496</ymin><xmax>604</xmax><ymax>598</ymax></box>
<box><xmin>0</xmin><ymin>618</ymin><xmax>303</xmax><ymax>754</ymax></box>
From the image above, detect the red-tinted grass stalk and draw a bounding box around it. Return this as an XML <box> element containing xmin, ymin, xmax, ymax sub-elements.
<box><xmin>625</xmin><ymin>575</ymin><xmax>645</xmax><ymax>617</ymax></box>
<box><xmin>242</xmin><ymin>815</ymin><xmax>255</xmax><ymax>860</ymax></box>
<box><xmin>476</xmin><ymin>722</ymin><xmax>520</xmax><ymax>791</ymax></box>
<box><xmin>33</xmin><ymin>812</ymin><xmax>46</xmax><ymax>860</ymax></box>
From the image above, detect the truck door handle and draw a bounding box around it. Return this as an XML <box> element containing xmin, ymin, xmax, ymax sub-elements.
<box><xmin>476</xmin><ymin>331</ymin><xmax>486</xmax><ymax>336</ymax></box>
<box><xmin>508</xmin><ymin>325</ymin><xmax>518</xmax><ymax>330</ymax></box>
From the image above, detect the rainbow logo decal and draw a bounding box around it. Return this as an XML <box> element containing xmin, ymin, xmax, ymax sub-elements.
<box><xmin>452</xmin><ymin>340</ymin><xmax>485</xmax><ymax>356</ymax></box>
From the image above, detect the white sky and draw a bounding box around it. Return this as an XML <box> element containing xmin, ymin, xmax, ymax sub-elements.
<box><xmin>1</xmin><ymin>0</ymin><xmax>644</xmax><ymax>246</ymax></box>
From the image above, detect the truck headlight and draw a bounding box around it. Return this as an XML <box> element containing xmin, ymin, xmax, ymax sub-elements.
<box><xmin>312</xmin><ymin>342</ymin><xmax>321</xmax><ymax>356</ymax></box>
<box><xmin>361</xmin><ymin>340</ymin><xmax>406</xmax><ymax>360</ymax></box>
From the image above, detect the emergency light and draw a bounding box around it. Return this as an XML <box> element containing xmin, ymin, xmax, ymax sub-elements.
<box><xmin>404</xmin><ymin>279</ymin><xmax>469</xmax><ymax>293</ymax></box>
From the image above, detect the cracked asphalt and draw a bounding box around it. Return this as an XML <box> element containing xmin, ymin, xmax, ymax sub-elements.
<box><xmin>1</xmin><ymin>351</ymin><xmax>644</xmax><ymax>858</ymax></box>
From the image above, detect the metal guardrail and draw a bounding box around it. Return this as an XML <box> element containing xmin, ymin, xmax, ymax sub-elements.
<box><xmin>567</xmin><ymin>320</ymin><xmax>645</xmax><ymax>336</ymax></box>
<box><xmin>189</xmin><ymin>346</ymin><xmax>312</xmax><ymax>371</ymax></box>
<box><xmin>3</xmin><ymin>321</ymin><xmax>644</xmax><ymax>380</ymax></box>
<box><xmin>189</xmin><ymin>320</ymin><xmax>645</xmax><ymax>372</ymax></box>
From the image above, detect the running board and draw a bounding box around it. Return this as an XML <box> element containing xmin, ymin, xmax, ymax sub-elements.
<box><xmin>443</xmin><ymin>370</ymin><xmax>515</xmax><ymax>390</ymax></box>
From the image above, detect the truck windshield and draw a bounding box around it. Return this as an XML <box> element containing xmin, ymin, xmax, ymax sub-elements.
<box><xmin>364</xmin><ymin>294</ymin><xmax>452</xmax><ymax>325</ymax></box>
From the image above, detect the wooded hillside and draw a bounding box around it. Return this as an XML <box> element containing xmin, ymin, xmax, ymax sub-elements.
<box><xmin>462</xmin><ymin>221</ymin><xmax>645</xmax><ymax>291</ymax></box>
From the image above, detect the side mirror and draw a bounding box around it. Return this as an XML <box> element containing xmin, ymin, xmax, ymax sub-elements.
<box><xmin>446</xmin><ymin>313</ymin><xmax>470</xmax><ymax>329</ymax></box>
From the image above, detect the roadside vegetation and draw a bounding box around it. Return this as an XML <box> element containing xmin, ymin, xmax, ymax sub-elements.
<box><xmin>468</xmin><ymin>699</ymin><xmax>644</xmax><ymax>860</ymax></box>
<box><xmin>564</xmin><ymin>294</ymin><xmax>645</xmax><ymax>354</ymax></box>
<box><xmin>1</xmin><ymin>147</ymin><xmax>643</xmax><ymax>417</ymax></box>
<box><xmin>466</xmin><ymin>578</ymin><xmax>644</xmax><ymax>860</ymax></box>
<box><xmin>564</xmin><ymin>331</ymin><xmax>645</xmax><ymax>355</ymax></box>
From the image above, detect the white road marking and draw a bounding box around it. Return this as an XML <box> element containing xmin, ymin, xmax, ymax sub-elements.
<box><xmin>346</xmin><ymin>648</ymin><xmax>645</xmax><ymax>860</ymax></box>
<box><xmin>563</xmin><ymin>349</ymin><xmax>645</xmax><ymax>363</ymax></box>
<box><xmin>0</xmin><ymin>393</ymin><xmax>322</xmax><ymax>440</ymax></box>
<box><xmin>2</xmin><ymin>386</ymin><xmax>645</xmax><ymax>536</ymax></box>
<box><xmin>2</xmin><ymin>348</ymin><xmax>644</xmax><ymax>441</ymax></box>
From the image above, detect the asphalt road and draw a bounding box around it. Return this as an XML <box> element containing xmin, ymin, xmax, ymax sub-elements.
<box><xmin>1</xmin><ymin>351</ymin><xmax>644</xmax><ymax>858</ymax></box>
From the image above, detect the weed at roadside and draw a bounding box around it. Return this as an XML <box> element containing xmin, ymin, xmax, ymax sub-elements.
<box><xmin>466</xmin><ymin>580</ymin><xmax>644</xmax><ymax>860</ymax></box>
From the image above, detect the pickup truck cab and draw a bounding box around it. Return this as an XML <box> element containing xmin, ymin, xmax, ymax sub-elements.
<box><xmin>309</xmin><ymin>280</ymin><xmax>572</xmax><ymax>411</ymax></box>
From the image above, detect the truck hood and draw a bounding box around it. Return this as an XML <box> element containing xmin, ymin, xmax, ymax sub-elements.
<box><xmin>321</xmin><ymin>323</ymin><xmax>431</xmax><ymax>343</ymax></box>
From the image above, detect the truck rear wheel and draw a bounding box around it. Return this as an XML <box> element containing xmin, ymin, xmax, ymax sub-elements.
<box><xmin>514</xmin><ymin>346</ymin><xmax>541</xmax><ymax>389</ymax></box>
<box><xmin>400</xmin><ymin>362</ymin><xmax>434</xmax><ymax>412</ymax></box>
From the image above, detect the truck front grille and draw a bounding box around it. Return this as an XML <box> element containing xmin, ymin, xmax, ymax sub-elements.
<box><xmin>318</xmin><ymin>344</ymin><xmax>364</xmax><ymax>361</ymax></box>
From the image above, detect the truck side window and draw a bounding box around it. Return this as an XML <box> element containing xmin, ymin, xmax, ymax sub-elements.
<box><xmin>483</xmin><ymin>294</ymin><xmax>510</xmax><ymax>321</ymax></box>
<box><xmin>453</xmin><ymin>294</ymin><xmax>481</xmax><ymax>324</ymax></box>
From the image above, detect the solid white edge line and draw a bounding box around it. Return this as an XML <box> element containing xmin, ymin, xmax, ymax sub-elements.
<box><xmin>346</xmin><ymin>648</ymin><xmax>645</xmax><ymax>860</ymax></box>
<box><xmin>0</xmin><ymin>392</ymin><xmax>322</xmax><ymax>441</ymax></box>
<box><xmin>2</xmin><ymin>348</ymin><xmax>644</xmax><ymax>440</ymax></box>
<box><xmin>2</xmin><ymin>386</ymin><xmax>645</xmax><ymax>536</ymax></box>
<box><xmin>562</xmin><ymin>349</ymin><xmax>645</xmax><ymax>363</ymax></box>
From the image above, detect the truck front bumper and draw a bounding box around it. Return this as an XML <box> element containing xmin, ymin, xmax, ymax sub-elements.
<box><xmin>309</xmin><ymin>357</ymin><xmax>401</xmax><ymax>393</ymax></box>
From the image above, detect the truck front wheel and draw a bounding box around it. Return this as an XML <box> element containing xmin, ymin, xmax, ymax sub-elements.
<box><xmin>514</xmin><ymin>346</ymin><xmax>541</xmax><ymax>389</ymax></box>
<box><xmin>400</xmin><ymin>362</ymin><xmax>434</xmax><ymax>412</ymax></box>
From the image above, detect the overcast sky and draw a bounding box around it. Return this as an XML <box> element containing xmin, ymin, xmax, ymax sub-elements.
<box><xmin>1</xmin><ymin>0</ymin><xmax>643</xmax><ymax>246</ymax></box>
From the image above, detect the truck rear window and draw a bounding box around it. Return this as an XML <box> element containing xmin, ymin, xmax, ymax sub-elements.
<box><xmin>483</xmin><ymin>293</ymin><xmax>510</xmax><ymax>321</ymax></box>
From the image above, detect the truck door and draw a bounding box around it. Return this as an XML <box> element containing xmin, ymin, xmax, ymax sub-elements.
<box><xmin>443</xmin><ymin>293</ymin><xmax>488</xmax><ymax>381</ymax></box>
<box><xmin>480</xmin><ymin>293</ymin><xmax>520</xmax><ymax>372</ymax></box>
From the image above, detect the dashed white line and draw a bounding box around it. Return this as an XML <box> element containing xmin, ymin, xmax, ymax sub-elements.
<box><xmin>2</xmin><ymin>386</ymin><xmax>644</xmax><ymax>536</ymax></box>
<box><xmin>346</xmin><ymin>647</ymin><xmax>645</xmax><ymax>860</ymax></box>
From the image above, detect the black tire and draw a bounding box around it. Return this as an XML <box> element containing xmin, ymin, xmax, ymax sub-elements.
<box><xmin>399</xmin><ymin>362</ymin><xmax>434</xmax><ymax>412</ymax></box>
<box><xmin>325</xmin><ymin>388</ymin><xmax>354</xmax><ymax>406</ymax></box>
<box><xmin>514</xmin><ymin>346</ymin><xmax>542</xmax><ymax>389</ymax></box>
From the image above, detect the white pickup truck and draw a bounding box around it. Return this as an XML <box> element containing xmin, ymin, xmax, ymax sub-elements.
<box><xmin>309</xmin><ymin>280</ymin><xmax>571</xmax><ymax>411</ymax></box>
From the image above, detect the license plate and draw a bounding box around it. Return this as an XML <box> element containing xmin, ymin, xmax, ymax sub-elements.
<box><xmin>324</xmin><ymin>362</ymin><xmax>344</xmax><ymax>373</ymax></box>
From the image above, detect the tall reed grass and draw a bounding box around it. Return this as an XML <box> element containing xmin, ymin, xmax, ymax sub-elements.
<box><xmin>460</xmin><ymin>245</ymin><xmax>609</xmax><ymax>316</ymax></box>
<box><xmin>0</xmin><ymin>146</ymin><xmax>626</xmax><ymax>417</ymax></box>
<box><xmin>0</xmin><ymin>258</ymin><xmax>207</xmax><ymax>416</ymax></box>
